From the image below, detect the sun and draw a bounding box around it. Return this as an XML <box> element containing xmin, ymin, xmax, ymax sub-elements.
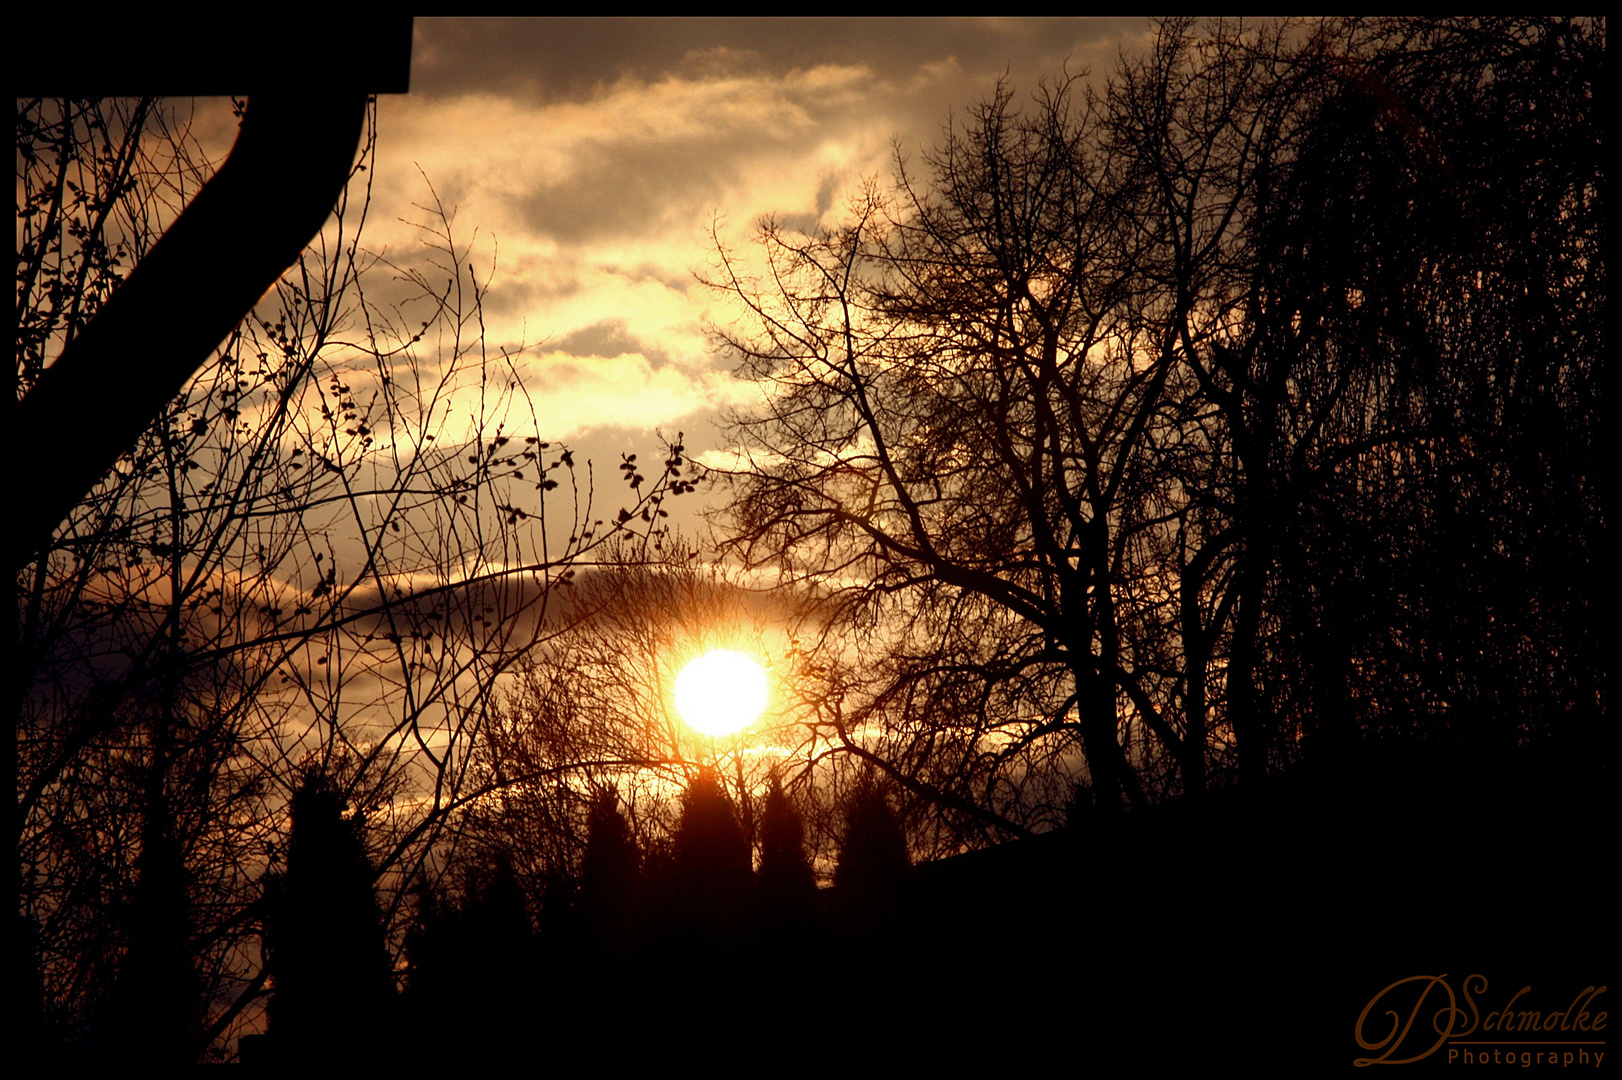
<box><xmin>674</xmin><ymin>649</ymin><xmax>769</xmax><ymax>737</ymax></box>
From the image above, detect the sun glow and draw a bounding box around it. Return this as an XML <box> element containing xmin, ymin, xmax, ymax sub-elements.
<box><xmin>674</xmin><ymin>650</ymin><xmax>769</xmax><ymax>737</ymax></box>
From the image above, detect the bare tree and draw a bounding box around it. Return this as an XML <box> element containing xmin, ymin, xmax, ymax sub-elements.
<box><xmin>1113</xmin><ymin>17</ymin><xmax>1605</xmax><ymax>777</ymax></box>
<box><xmin>704</xmin><ymin>75</ymin><xmax>1180</xmax><ymax>847</ymax></box>
<box><xmin>14</xmin><ymin>97</ymin><xmax>683</xmax><ymax>1060</ymax></box>
<box><xmin>703</xmin><ymin>16</ymin><xmax>1604</xmax><ymax>850</ymax></box>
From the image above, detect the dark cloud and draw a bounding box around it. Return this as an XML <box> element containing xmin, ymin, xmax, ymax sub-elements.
<box><xmin>479</xmin><ymin>275</ymin><xmax>584</xmax><ymax>324</ymax></box>
<box><xmin>775</xmin><ymin>170</ymin><xmax>843</xmax><ymax>236</ymax></box>
<box><xmin>555</xmin><ymin>320</ymin><xmax>663</xmax><ymax>362</ymax></box>
<box><xmin>414</xmin><ymin>19</ymin><xmax>1152</xmax><ymax>249</ymax></box>
<box><xmin>381</xmin><ymin>18</ymin><xmax>1162</xmax><ymax>473</ymax></box>
<box><xmin>412</xmin><ymin>17</ymin><xmax>1149</xmax><ymax>104</ymax></box>
<box><xmin>512</xmin><ymin>134</ymin><xmax>743</xmax><ymax>245</ymax></box>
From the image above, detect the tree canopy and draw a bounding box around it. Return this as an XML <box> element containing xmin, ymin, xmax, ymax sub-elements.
<box><xmin>707</xmin><ymin>17</ymin><xmax>1604</xmax><ymax>848</ymax></box>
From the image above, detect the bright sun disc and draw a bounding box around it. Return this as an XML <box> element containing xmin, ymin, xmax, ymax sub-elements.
<box><xmin>675</xmin><ymin>650</ymin><xmax>768</xmax><ymax>737</ymax></box>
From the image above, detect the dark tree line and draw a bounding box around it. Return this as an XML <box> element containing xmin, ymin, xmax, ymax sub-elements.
<box><xmin>707</xmin><ymin>17</ymin><xmax>1604</xmax><ymax>844</ymax></box>
<box><xmin>386</xmin><ymin>770</ymin><xmax>910</xmax><ymax>1064</ymax></box>
<box><xmin>243</xmin><ymin>767</ymin><xmax>910</xmax><ymax>1064</ymax></box>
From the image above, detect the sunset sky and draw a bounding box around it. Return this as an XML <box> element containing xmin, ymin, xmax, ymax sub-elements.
<box><xmin>359</xmin><ymin>18</ymin><xmax>1154</xmax><ymax>529</ymax></box>
<box><xmin>16</xmin><ymin>20</ymin><xmax>1602</xmax><ymax>1070</ymax></box>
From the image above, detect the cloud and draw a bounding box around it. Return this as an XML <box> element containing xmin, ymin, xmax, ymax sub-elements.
<box><xmin>517</xmin><ymin>349</ymin><xmax>758</xmax><ymax>441</ymax></box>
<box><xmin>362</xmin><ymin>19</ymin><xmax>1157</xmax><ymax>487</ymax></box>
<box><xmin>376</xmin><ymin>63</ymin><xmax>886</xmax><ymax>251</ymax></box>
<box><xmin>553</xmin><ymin>319</ymin><xmax>653</xmax><ymax>360</ymax></box>
<box><xmin>408</xmin><ymin>18</ymin><xmax>1148</xmax><ymax>105</ymax></box>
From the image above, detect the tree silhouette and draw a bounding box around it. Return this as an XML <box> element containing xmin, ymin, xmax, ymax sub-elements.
<box><xmin>708</xmin><ymin>71</ymin><xmax>1199</xmax><ymax>833</ymax></box>
<box><xmin>671</xmin><ymin>768</ymin><xmax>752</xmax><ymax>918</ymax></box>
<box><xmin>707</xmin><ymin>16</ymin><xmax>1603</xmax><ymax>846</ymax></box>
<box><xmin>576</xmin><ymin>789</ymin><xmax>643</xmax><ymax>953</ymax></box>
<box><xmin>756</xmin><ymin>775</ymin><xmax>818</xmax><ymax>936</ymax></box>
<box><xmin>402</xmin><ymin>861</ymin><xmax>538</xmax><ymax>1069</ymax></box>
<box><xmin>1116</xmin><ymin>17</ymin><xmax>1605</xmax><ymax>777</ymax></box>
<box><xmin>1281</xmin><ymin>17</ymin><xmax>1603</xmax><ymax>765</ymax></box>
<box><xmin>15</xmin><ymin>98</ymin><xmax>689</xmax><ymax>1059</ymax></box>
<box><xmin>262</xmin><ymin>774</ymin><xmax>394</xmax><ymax>1065</ymax></box>
<box><xmin>832</xmin><ymin>780</ymin><xmax>911</xmax><ymax>938</ymax></box>
<box><xmin>641</xmin><ymin>768</ymin><xmax>753</xmax><ymax>1031</ymax></box>
<box><xmin>94</xmin><ymin>778</ymin><xmax>199</xmax><ymax>1065</ymax></box>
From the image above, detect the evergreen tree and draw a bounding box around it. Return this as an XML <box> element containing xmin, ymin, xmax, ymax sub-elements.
<box><xmin>263</xmin><ymin>774</ymin><xmax>394</xmax><ymax>1064</ymax></box>
<box><xmin>672</xmin><ymin>768</ymin><xmax>752</xmax><ymax>910</ymax></box>
<box><xmin>576</xmin><ymin>789</ymin><xmax>641</xmax><ymax>951</ymax></box>
<box><xmin>403</xmin><ymin>862</ymin><xmax>537</xmax><ymax>1069</ymax></box>
<box><xmin>753</xmin><ymin>774</ymin><xmax>825</xmax><ymax>1050</ymax></box>
<box><xmin>833</xmin><ymin>781</ymin><xmax>911</xmax><ymax>939</ymax></box>
<box><xmin>756</xmin><ymin>775</ymin><xmax>818</xmax><ymax>935</ymax></box>
<box><xmin>655</xmin><ymin>768</ymin><xmax>751</xmax><ymax>1024</ymax></box>
<box><xmin>97</xmin><ymin>781</ymin><xmax>199</xmax><ymax>1064</ymax></box>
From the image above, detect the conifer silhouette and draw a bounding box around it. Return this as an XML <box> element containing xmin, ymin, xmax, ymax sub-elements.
<box><xmin>97</xmin><ymin>779</ymin><xmax>199</xmax><ymax>1064</ymax></box>
<box><xmin>756</xmin><ymin>775</ymin><xmax>817</xmax><ymax>935</ymax></box>
<box><xmin>753</xmin><ymin>774</ymin><xmax>825</xmax><ymax>1048</ymax></box>
<box><xmin>672</xmin><ymin>767</ymin><xmax>752</xmax><ymax>909</ymax></box>
<box><xmin>403</xmin><ymin>862</ymin><xmax>536</xmax><ymax>1068</ymax></box>
<box><xmin>263</xmin><ymin>774</ymin><xmax>394</xmax><ymax>1065</ymax></box>
<box><xmin>577</xmin><ymin>789</ymin><xmax>642</xmax><ymax>952</ymax></box>
<box><xmin>833</xmin><ymin>780</ymin><xmax>911</xmax><ymax>940</ymax></box>
<box><xmin>655</xmin><ymin>768</ymin><xmax>751</xmax><ymax>1024</ymax></box>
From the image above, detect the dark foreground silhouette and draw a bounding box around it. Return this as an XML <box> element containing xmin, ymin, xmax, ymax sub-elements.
<box><xmin>228</xmin><ymin>746</ymin><xmax>1607</xmax><ymax>1073</ymax></box>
